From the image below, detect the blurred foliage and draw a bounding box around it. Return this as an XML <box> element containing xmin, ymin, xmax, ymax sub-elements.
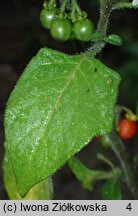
<box><xmin>118</xmin><ymin>26</ymin><xmax>138</xmax><ymax>109</ymax></box>
<box><xmin>101</xmin><ymin>178</ymin><xmax>122</xmax><ymax>200</ymax></box>
<box><xmin>101</xmin><ymin>13</ymin><xmax>138</xmax><ymax>110</ymax></box>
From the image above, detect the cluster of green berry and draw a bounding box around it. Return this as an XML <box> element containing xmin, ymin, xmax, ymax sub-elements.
<box><xmin>40</xmin><ymin>0</ymin><xmax>94</xmax><ymax>42</ymax></box>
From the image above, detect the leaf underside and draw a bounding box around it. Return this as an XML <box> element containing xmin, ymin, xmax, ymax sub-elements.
<box><xmin>4</xmin><ymin>48</ymin><xmax>121</xmax><ymax>197</ymax></box>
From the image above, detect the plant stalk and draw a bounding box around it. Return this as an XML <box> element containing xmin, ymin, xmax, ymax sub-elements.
<box><xmin>87</xmin><ymin>0</ymin><xmax>138</xmax><ymax>199</ymax></box>
<box><xmin>106</xmin><ymin>132</ymin><xmax>138</xmax><ymax>199</ymax></box>
<box><xmin>71</xmin><ymin>0</ymin><xmax>82</xmax><ymax>16</ymax></box>
<box><xmin>88</xmin><ymin>0</ymin><xmax>116</xmax><ymax>56</ymax></box>
<box><xmin>60</xmin><ymin>0</ymin><xmax>68</xmax><ymax>13</ymax></box>
<box><xmin>48</xmin><ymin>0</ymin><xmax>56</xmax><ymax>7</ymax></box>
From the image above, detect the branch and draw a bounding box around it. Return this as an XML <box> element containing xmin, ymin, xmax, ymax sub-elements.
<box><xmin>87</xmin><ymin>0</ymin><xmax>116</xmax><ymax>57</ymax></box>
<box><xmin>113</xmin><ymin>2</ymin><xmax>138</xmax><ymax>10</ymax></box>
<box><xmin>102</xmin><ymin>132</ymin><xmax>138</xmax><ymax>199</ymax></box>
<box><xmin>68</xmin><ymin>156</ymin><xmax>121</xmax><ymax>191</ymax></box>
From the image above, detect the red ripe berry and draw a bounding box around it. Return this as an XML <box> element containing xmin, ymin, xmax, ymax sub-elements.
<box><xmin>118</xmin><ymin>118</ymin><xmax>137</xmax><ymax>140</ymax></box>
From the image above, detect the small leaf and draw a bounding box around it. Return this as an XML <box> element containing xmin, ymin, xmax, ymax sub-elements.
<box><xmin>5</xmin><ymin>48</ymin><xmax>121</xmax><ymax>196</ymax></box>
<box><xmin>90</xmin><ymin>32</ymin><xmax>104</xmax><ymax>41</ymax></box>
<box><xmin>3</xmin><ymin>146</ymin><xmax>53</xmax><ymax>200</ymax></box>
<box><xmin>101</xmin><ymin>178</ymin><xmax>122</xmax><ymax>200</ymax></box>
<box><xmin>106</xmin><ymin>34</ymin><xmax>122</xmax><ymax>46</ymax></box>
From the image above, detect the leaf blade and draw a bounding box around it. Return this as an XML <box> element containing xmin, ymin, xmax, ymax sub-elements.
<box><xmin>5</xmin><ymin>48</ymin><xmax>121</xmax><ymax>196</ymax></box>
<box><xmin>3</xmin><ymin>145</ymin><xmax>53</xmax><ymax>200</ymax></box>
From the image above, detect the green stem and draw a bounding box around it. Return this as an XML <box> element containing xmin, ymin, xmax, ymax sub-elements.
<box><xmin>68</xmin><ymin>156</ymin><xmax>121</xmax><ymax>191</ymax></box>
<box><xmin>96</xmin><ymin>168</ymin><xmax>121</xmax><ymax>181</ymax></box>
<box><xmin>71</xmin><ymin>0</ymin><xmax>82</xmax><ymax>16</ymax></box>
<box><xmin>48</xmin><ymin>0</ymin><xmax>56</xmax><ymax>8</ymax></box>
<box><xmin>87</xmin><ymin>42</ymin><xmax>106</xmax><ymax>57</ymax></box>
<box><xmin>121</xmin><ymin>106</ymin><xmax>138</xmax><ymax>121</ymax></box>
<box><xmin>87</xmin><ymin>0</ymin><xmax>137</xmax><ymax>57</ymax></box>
<box><xmin>88</xmin><ymin>0</ymin><xmax>116</xmax><ymax>57</ymax></box>
<box><xmin>97</xmin><ymin>0</ymin><xmax>114</xmax><ymax>35</ymax></box>
<box><xmin>105</xmin><ymin>132</ymin><xmax>138</xmax><ymax>199</ymax></box>
<box><xmin>115</xmin><ymin>105</ymin><xmax>138</xmax><ymax>130</ymax></box>
<box><xmin>87</xmin><ymin>0</ymin><xmax>138</xmax><ymax>199</ymax></box>
<box><xmin>60</xmin><ymin>0</ymin><xmax>68</xmax><ymax>13</ymax></box>
<box><xmin>97</xmin><ymin>153</ymin><xmax>115</xmax><ymax>169</ymax></box>
<box><xmin>113</xmin><ymin>2</ymin><xmax>138</xmax><ymax>10</ymax></box>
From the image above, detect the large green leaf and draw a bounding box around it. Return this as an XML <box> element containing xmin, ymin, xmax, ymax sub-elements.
<box><xmin>4</xmin><ymin>48</ymin><xmax>121</xmax><ymax>197</ymax></box>
<box><xmin>3</xmin><ymin>146</ymin><xmax>53</xmax><ymax>200</ymax></box>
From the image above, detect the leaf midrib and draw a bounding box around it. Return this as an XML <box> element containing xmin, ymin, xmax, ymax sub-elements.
<box><xmin>42</xmin><ymin>54</ymin><xmax>89</xmax><ymax>134</ymax></box>
<box><xmin>31</xmin><ymin>54</ymin><xmax>90</xmax><ymax>162</ymax></box>
<box><xmin>14</xmin><ymin>53</ymin><xmax>89</xmax><ymax>170</ymax></box>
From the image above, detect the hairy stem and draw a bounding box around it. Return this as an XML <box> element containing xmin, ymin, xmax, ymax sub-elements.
<box><xmin>113</xmin><ymin>2</ymin><xmax>138</xmax><ymax>10</ymax></box>
<box><xmin>88</xmin><ymin>0</ymin><xmax>116</xmax><ymax>56</ymax></box>
<box><xmin>106</xmin><ymin>132</ymin><xmax>138</xmax><ymax>199</ymax></box>
<box><xmin>87</xmin><ymin>0</ymin><xmax>138</xmax><ymax>199</ymax></box>
<box><xmin>98</xmin><ymin>0</ymin><xmax>113</xmax><ymax>35</ymax></box>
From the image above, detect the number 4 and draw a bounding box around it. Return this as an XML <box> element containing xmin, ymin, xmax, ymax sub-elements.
<box><xmin>126</xmin><ymin>203</ymin><xmax>132</xmax><ymax>211</ymax></box>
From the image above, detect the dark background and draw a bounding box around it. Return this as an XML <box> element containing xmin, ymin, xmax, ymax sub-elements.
<box><xmin>0</xmin><ymin>0</ymin><xmax>138</xmax><ymax>199</ymax></box>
